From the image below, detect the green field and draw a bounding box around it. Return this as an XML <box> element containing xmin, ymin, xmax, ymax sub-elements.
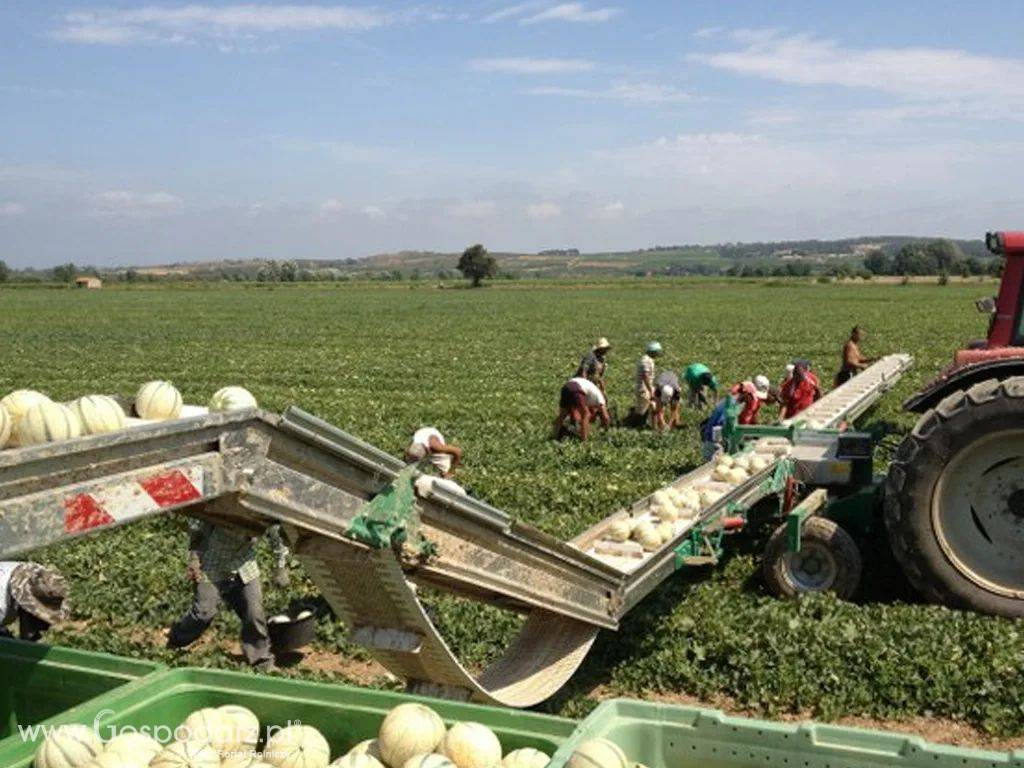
<box><xmin>5</xmin><ymin>279</ymin><xmax>1023</xmax><ymax>742</ymax></box>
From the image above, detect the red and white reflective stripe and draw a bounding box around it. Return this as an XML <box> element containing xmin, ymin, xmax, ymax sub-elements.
<box><xmin>63</xmin><ymin>467</ymin><xmax>204</xmax><ymax>534</ymax></box>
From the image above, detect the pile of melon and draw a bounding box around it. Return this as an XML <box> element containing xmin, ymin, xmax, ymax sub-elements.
<box><xmin>34</xmin><ymin>702</ymin><xmax>551</xmax><ymax>768</ymax></box>
<box><xmin>565</xmin><ymin>739</ymin><xmax>634</xmax><ymax>768</ymax></box>
<box><xmin>0</xmin><ymin>383</ymin><xmax>259</xmax><ymax>450</ymax></box>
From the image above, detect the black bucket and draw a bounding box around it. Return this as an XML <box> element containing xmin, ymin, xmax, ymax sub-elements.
<box><xmin>268</xmin><ymin>607</ymin><xmax>316</xmax><ymax>656</ymax></box>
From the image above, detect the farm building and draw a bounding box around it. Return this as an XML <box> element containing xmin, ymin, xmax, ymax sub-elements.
<box><xmin>74</xmin><ymin>276</ymin><xmax>102</xmax><ymax>289</ymax></box>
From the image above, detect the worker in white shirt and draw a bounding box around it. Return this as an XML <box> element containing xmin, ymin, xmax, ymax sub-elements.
<box><xmin>0</xmin><ymin>562</ymin><xmax>70</xmax><ymax>642</ymax></box>
<box><xmin>405</xmin><ymin>427</ymin><xmax>462</xmax><ymax>478</ymax></box>
<box><xmin>553</xmin><ymin>376</ymin><xmax>611</xmax><ymax>441</ymax></box>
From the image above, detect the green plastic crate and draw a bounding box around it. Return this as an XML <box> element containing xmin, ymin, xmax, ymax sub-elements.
<box><xmin>0</xmin><ymin>639</ymin><xmax>162</xmax><ymax>762</ymax></box>
<box><xmin>2</xmin><ymin>667</ymin><xmax>576</xmax><ymax>768</ymax></box>
<box><xmin>552</xmin><ymin>699</ymin><xmax>1024</xmax><ymax>768</ymax></box>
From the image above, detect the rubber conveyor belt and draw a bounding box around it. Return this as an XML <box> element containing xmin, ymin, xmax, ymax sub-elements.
<box><xmin>0</xmin><ymin>357</ymin><xmax>910</xmax><ymax>706</ymax></box>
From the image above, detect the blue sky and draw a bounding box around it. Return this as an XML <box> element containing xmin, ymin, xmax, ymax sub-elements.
<box><xmin>2</xmin><ymin>1</ymin><xmax>1024</xmax><ymax>267</ymax></box>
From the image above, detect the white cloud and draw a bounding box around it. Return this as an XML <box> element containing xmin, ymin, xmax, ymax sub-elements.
<box><xmin>319</xmin><ymin>198</ymin><xmax>346</xmax><ymax>214</ymax></box>
<box><xmin>362</xmin><ymin>205</ymin><xmax>386</xmax><ymax>220</ymax></box>
<box><xmin>446</xmin><ymin>200</ymin><xmax>497</xmax><ymax>218</ymax></box>
<box><xmin>528</xmin><ymin>81</ymin><xmax>692</xmax><ymax>103</ymax></box>
<box><xmin>690</xmin><ymin>30</ymin><xmax>1024</xmax><ymax>104</ymax></box>
<box><xmin>526</xmin><ymin>202</ymin><xmax>562</xmax><ymax>219</ymax></box>
<box><xmin>53</xmin><ymin>5</ymin><xmax>397</xmax><ymax>46</ymax></box>
<box><xmin>469</xmin><ymin>57</ymin><xmax>595</xmax><ymax>74</ymax></box>
<box><xmin>481</xmin><ymin>2</ymin><xmax>544</xmax><ymax>23</ymax></box>
<box><xmin>522</xmin><ymin>3</ymin><xmax>620</xmax><ymax>24</ymax></box>
<box><xmin>598</xmin><ymin>201</ymin><xmax>624</xmax><ymax>218</ymax></box>
<box><xmin>693</xmin><ymin>26</ymin><xmax>722</xmax><ymax>39</ymax></box>
<box><xmin>88</xmin><ymin>190</ymin><xmax>183</xmax><ymax>217</ymax></box>
<box><xmin>0</xmin><ymin>202</ymin><xmax>26</xmax><ymax>217</ymax></box>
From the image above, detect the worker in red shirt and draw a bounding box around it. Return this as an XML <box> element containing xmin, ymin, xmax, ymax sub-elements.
<box><xmin>731</xmin><ymin>378</ymin><xmax>770</xmax><ymax>425</ymax></box>
<box><xmin>779</xmin><ymin>360</ymin><xmax>821</xmax><ymax>420</ymax></box>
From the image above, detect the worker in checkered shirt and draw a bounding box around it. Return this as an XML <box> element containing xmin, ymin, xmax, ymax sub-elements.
<box><xmin>167</xmin><ymin>517</ymin><xmax>278</xmax><ymax>672</ymax></box>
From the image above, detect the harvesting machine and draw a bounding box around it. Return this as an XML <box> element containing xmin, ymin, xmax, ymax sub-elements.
<box><xmin>0</xmin><ymin>230</ymin><xmax>1020</xmax><ymax>707</ymax></box>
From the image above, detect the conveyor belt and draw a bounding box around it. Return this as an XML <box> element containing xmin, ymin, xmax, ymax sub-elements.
<box><xmin>0</xmin><ymin>355</ymin><xmax>911</xmax><ymax>706</ymax></box>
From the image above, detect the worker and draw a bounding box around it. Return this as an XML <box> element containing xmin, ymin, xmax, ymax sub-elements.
<box><xmin>0</xmin><ymin>562</ymin><xmax>69</xmax><ymax>641</ymax></box>
<box><xmin>779</xmin><ymin>360</ymin><xmax>821</xmax><ymax>420</ymax></box>
<box><xmin>731</xmin><ymin>378</ymin><xmax>770</xmax><ymax>425</ymax></box>
<box><xmin>631</xmin><ymin>341</ymin><xmax>663</xmax><ymax>426</ymax></box>
<box><xmin>405</xmin><ymin>427</ymin><xmax>462</xmax><ymax>479</ymax></box>
<box><xmin>576</xmin><ymin>337</ymin><xmax>612</xmax><ymax>395</ymax></box>
<box><xmin>168</xmin><ymin>518</ymin><xmax>275</xmax><ymax>673</ymax></box>
<box><xmin>835</xmin><ymin>326</ymin><xmax>877</xmax><ymax>386</ymax></box>
<box><xmin>553</xmin><ymin>376</ymin><xmax>611</xmax><ymax>441</ymax></box>
<box><xmin>652</xmin><ymin>370</ymin><xmax>682</xmax><ymax>431</ymax></box>
<box><xmin>683</xmin><ymin>363</ymin><xmax>719</xmax><ymax>409</ymax></box>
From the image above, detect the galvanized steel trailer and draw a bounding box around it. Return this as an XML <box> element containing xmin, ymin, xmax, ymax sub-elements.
<box><xmin>0</xmin><ymin>356</ymin><xmax>911</xmax><ymax>707</ymax></box>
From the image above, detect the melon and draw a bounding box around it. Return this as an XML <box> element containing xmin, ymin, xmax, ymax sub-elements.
<box><xmin>501</xmin><ymin>749</ymin><xmax>549</xmax><ymax>768</ymax></box>
<box><xmin>606</xmin><ymin>517</ymin><xmax>632</xmax><ymax>543</ymax></box>
<box><xmin>70</xmin><ymin>395</ymin><xmax>127</xmax><ymax>436</ymax></box>
<box><xmin>16</xmin><ymin>401</ymin><xmax>82</xmax><ymax>446</ymax></box>
<box><xmin>733</xmin><ymin>453</ymin><xmax>752</xmax><ymax>471</ymax></box>
<box><xmin>209</xmin><ymin>386</ymin><xmax>258</xmax><ymax>413</ymax></box>
<box><xmin>631</xmin><ymin>521</ymin><xmax>661</xmax><ymax>552</ymax></box>
<box><xmin>150</xmin><ymin>741</ymin><xmax>220</xmax><ymax>768</ymax></box>
<box><xmin>0</xmin><ymin>403</ymin><xmax>11</xmax><ymax>448</ymax></box>
<box><xmin>565</xmin><ymin>739</ymin><xmax>629</xmax><ymax>768</ymax></box>
<box><xmin>711</xmin><ymin>463</ymin><xmax>730</xmax><ymax>482</ymax></box>
<box><xmin>346</xmin><ymin>741</ymin><xmax>383</xmax><ymax>763</ymax></box>
<box><xmin>103</xmin><ymin>732</ymin><xmax>163</xmax><ymax>763</ymax></box>
<box><xmin>699</xmin><ymin>489</ymin><xmax>724</xmax><ymax>508</ymax></box>
<box><xmin>265</xmin><ymin>725</ymin><xmax>331</xmax><ymax>768</ymax></box>
<box><xmin>35</xmin><ymin>725</ymin><xmax>103</xmax><ymax>768</ymax></box>
<box><xmin>439</xmin><ymin>723</ymin><xmax>501</xmax><ymax>768</ymax></box>
<box><xmin>88</xmin><ymin>753</ymin><xmax>149</xmax><ymax>768</ymax></box>
<box><xmin>650</xmin><ymin>490</ymin><xmax>672</xmax><ymax>509</ymax></box>
<box><xmin>655</xmin><ymin>502</ymin><xmax>678</xmax><ymax>522</ymax></box>
<box><xmin>331</xmin><ymin>755</ymin><xmax>385</xmax><ymax>768</ymax></box>
<box><xmin>221</xmin><ymin>753</ymin><xmax>259</xmax><ymax>768</ymax></box>
<box><xmin>717</xmin><ymin>454</ymin><xmax>734</xmax><ymax>468</ymax></box>
<box><xmin>378</xmin><ymin>703</ymin><xmax>446</xmax><ymax>768</ymax></box>
<box><xmin>725</xmin><ymin>467</ymin><xmax>748</xmax><ymax>485</ymax></box>
<box><xmin>678</xmin><ymin>489</ymin><xmax>700</xmax><ymax>510</ymax></box>
<box><xmin>400</xmin><ymin>756</ymin><xmax>454</xmax><ymax>768</ymax></box>
<box><xmin>218</xmin><ymin>705</ymin><xmax>261</xmax><ymax>753</ymax></box>
<box><xmin>656</xmin><ymin>521</ymin><xmax>675</xmax><ymax>543</ymax></box>
<box><xmin>1</xmin><ymin>389</ymin><xmax>50</xmax><ymax>427</ymax></box>
<box><xmin>135</xmin><ymin>381</ymin><xmax>183</xmax><ymax>420</ymax></box>
<box><xmin>181</xmin><ymin>708</ymin><xmax>233</xmax><ymax>753</ymax></box>
<box><xmin>750</xmin><ymin>455</ymin><xmax>770</xmax><ymax>472</ymax></box>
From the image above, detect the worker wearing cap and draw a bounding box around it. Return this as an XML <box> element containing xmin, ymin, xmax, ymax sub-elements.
<box><xmin>405</xmin><ymin>427</ymin><xmax>462</xmax><ymax>479</ymax></box>
<box><xmin>731</xmin><ymin>378</ymin><xmax>770</xmax><ymax>425</ymax></box>
<box><xmin>652</xmin><ymin>370</ymin><xmax>682</xmax><ymax>431</ymax></box>
<box><xmin>835</xmin><ymin>326</ymin><xmax>877</xmax><ymax>386</ymax></box>
<box><xmin>0</xmin><ymin>562</ymin><xmax>69</xmax><ymax>641</ymax></box>
<box><xmin>779</xmin><ymin>360</ymin><xmax>822</xmax><ymax>420</ymax></box>
<box><xmin>633</xmin><ymin>342</ymin><xmax>663</xmax><ymax>425</ymax></box>
<box><xmin>683</xmin><ymin>363</ymin><xmax>719</xmax><ymax>409</ymax></box>
<box><xmin>553</xmin><ymin>376</ymin><xmax>611</xmax><ymax>441</ymax></box>
<box><xmin>576</xmin><ymin>338</ymin><xmax>611</xmax><ymax>395</ymax></box>
<box><xmin>168</xmin><ymin>518</ymin><xmax>274</xmax><ymax>672</ymax></box>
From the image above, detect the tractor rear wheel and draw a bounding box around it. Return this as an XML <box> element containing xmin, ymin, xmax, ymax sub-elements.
<box><xmin>763</xmin><ymin>517</ymin><xmax>862</xmax><ymax>599</ymax></box>
<box><xmin>886</xmin><ymin>377</ymin><xmax>1024</xmax><ymax>617</ymax></box>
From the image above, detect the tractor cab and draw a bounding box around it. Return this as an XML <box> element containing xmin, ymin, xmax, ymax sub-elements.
<box><xmin>904</xmin><ymin>230</ymin><xmax>1024</xmax><ymax>412</ymax></box>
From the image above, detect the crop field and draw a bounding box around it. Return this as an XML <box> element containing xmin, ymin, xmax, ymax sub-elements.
<box><xmin>5</xmin><ymin>279</ymin><xmax>1024</xmax><ymax>744</ymax></box>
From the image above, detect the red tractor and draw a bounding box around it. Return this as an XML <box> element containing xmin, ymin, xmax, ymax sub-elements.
<box><xmin>885</xmin><ymin>231</ymin><xmax>1024</xmax><ymax>617</ymax></box>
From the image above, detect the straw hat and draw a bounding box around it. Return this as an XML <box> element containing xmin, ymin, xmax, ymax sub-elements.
<box><xmin>9</xmin><ymin>564</ymin><xmax>70</xmax><ymax>625</ymax></box>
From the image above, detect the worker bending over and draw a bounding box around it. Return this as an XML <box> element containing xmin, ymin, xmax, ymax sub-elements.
<box><xmin>779</xmin><ymin>360</ymin><xmax>821</xmax><ymax>420</ymax></box>
<box><xmin>576</xmin><ymin>337</ymin><xmax>611</xmax><ymax>395</ymax></box>
<box><xmin>835</xmin><ymin>326</ymin><xmax>876</xmax><ymax>386</ymax></box>
<box><xmin>653</xmin><ymin>370</ymin><xmax>682</xmax><ymax>431</ymax></box>
<box><xmin>732</xmin><ymin>377</ymin><xmax>770</xmax><ymax>425</ymax></box>
<box><xmin>0</xmin><ymin>562</ymin><xmax>69</xmax><ymax>641</ymax></box>
<box><xmin>405</xmin><ymin>427</ymin><xmax>462</xmax><ymax>478</ymax></box>
<box><xmin>632</xmin><ymin>341</ymin><xmax>663</xmax><ymax>426</ymax></box>
<box><xmin>683</xmin><ymin>363</ymin><xmax>718</xmax><ymax>409</ymax></box>
<box><xmin>554</xmin><ymin>376</ymin><xmax>610</xmax><ymax>441</ymax></box>
<box><xmin>699</xmin><ymin>383</ymin><xmax>763</xmax><ymax>460</ymax></box>
<box><xmin>168</xmin><ymin>517</ymin><xmax>275</xmax><ymax>672</ymax></box>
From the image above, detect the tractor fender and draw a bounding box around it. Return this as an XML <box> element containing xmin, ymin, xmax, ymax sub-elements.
<box><xmin>904</xmin><ymin>357</ymin><xmax>1024</xmax><ymax>412</ymax></box>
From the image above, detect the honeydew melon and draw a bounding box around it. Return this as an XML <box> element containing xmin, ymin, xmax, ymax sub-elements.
<box><xmin>331</xmin><ymin>755</ymin><xmax>385</xmax><ymax>768</ymax></box>
<box><xmin>378</xmin><ymin>704</ymin><xmax>446</xmax><ymax>768</ymax></box>
<box><xmin>181</xmin><ymin>709</ymin><xmax>232</xmax><ymax>753</ymax></box>
<box><xmin>606</xmin><ymin>517</ymin><xmax>632</xmax><ymax>542</ymax></box>
<box><xmin>565</xmin><ymin>740</ymin><xmax>629</xmax><ymax>768</ymax></box>
<box><xmin>346</xmin><ymin>741</ymin><xmax>383</xmax><ymax>763</ymax></box>
<box><xmin>16</xmin><ymin>401</ymin><xmax>82</xmax><ymax>446</ymax></box>
<box><xmin>103</xmin><ymin>732</ymin><xmax>163</xmax><ymax>763</ymax></box>
<box><xmin>218</xmin><ymin>705</ymin><xmax>261</xmax><ymax>753</ymax></box>
<box><xmin>699</xmin><ymin>489</ymin><xmax>724</xmax><ymax>508</ymax></box>
<box><xmin>135</xmin><ymin>380</ymin><xmax>183</xmax><ymax>421</ymax></box>
<box><xmin>221</xmin><ymin>752</ymin><xmax>259</xmax><ymax>768</ymax></box>
<box><xmin>209</xmin><ymin>386</ymin><xmax>258</xmax><ymax>412</ymax></box>
<box><xmin>733</xmin><ymin>453</ymin><xmax>752</xmax><ymax>471</ymax></box>
<box><xmin>631</xmin><ymin>521</ymin><xmax>661</xmax><ymax>552</ymax></box>
<box><xmin>656</xmin><ymin>521</ymin><xmax>675</xmax><ymax>543</ymax></box>
<box><xmin>0</xmin><ymin>403</ymin><xmax>10</xmax><ymax>448</ymax></box>
<box><xmin>87</xmin><ymin>752</ymin><xmax>148</xmax><ymax>768</ymax></box>
<box><xmin>678</xmin><ymin>489</ymin><xmax>700</xmax><ymax>510</ymax></box>
<box><xmin>264</xmin><ymin>725</ymin><xmax>330</xmax><ymax>768</ymax></box>
<box><xmin>439</xmin><ymin>722</ymin><xmax>502</xmax><ymax>768</ymax></box>
<box><xmin>1</xmin><ymin>389</ymin><xmax>50</xmax><ymax>427</ymax></box>
<box><xmin>717</xmin><ymin>454</ymin><xmax>734</xmax><ymax>468</ymax></box>
<box><xmin>501</xmin><ymin>749</ymin><xmax>549</xmax><ymax>768</ymax></box>
<box><xmin>750</xmin><ymin>455</ymin><xmax>770</xmax><ymax>472</ymax></box>
<box><xmin>650</xmin><ymin>490</ymin><xmax>672</xmax><ymax>509</ymax></box>
<box><xmin>725</xmin><ymin>467</ymin><xmax>748</xmax><ymax>485</ymax></box>
<box><xmin>712</xmin><ymin>463</ymin><xmax>731</xmax><ymax>482</ymax></box>
<box><xmin>655</xmin><ymin>502</ymin><xmax>678</xmax><ymax>522</ymax></box>
<box><xmin>35</xmin><ymin>725</ymin><xmax>103</xmax><ymax>768</ymax></box>
<box><xmin>70</xmin><ymin>395</ymin><xmax>126</xmax><ymax>436</ymax></box>
<box><xmin>400</xmin><ymin>755</ymin><xmax>455</xmax><ymax>768</ymax></box>
<box><xmin>150</xmin><ymin>741</ymin><xmax>220</xmax><ymax>768</ymax></box>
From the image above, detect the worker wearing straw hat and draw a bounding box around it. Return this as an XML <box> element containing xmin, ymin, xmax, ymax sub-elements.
<box><xmin>0</xmin><ymin>562</ymin><xmax>70</xmax><ymax>641</ymax></box>
<box><xmin>576</xmin><ymin>337</ymin><xmax>612</xmax><ymax>396</ymax></box>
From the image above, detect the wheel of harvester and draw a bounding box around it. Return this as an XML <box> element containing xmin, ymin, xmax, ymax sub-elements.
<box><xmin>886</xmin><ymin>377</ymin><xmax>1024</xmax><ymax>617</ymax></box>
<box><xmin>762</xmin><ymin>517</ymin><xmax>862</xmax><ymax>600</ymax></box>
